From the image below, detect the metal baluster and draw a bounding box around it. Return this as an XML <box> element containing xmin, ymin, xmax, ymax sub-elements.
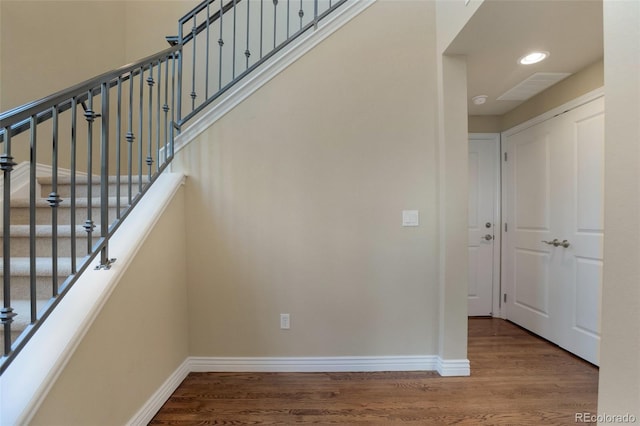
<box><xmin>314</xmin><ymin>0</ymin><xmax>318</xmax><ymax>26</ymax></box>
<box><xmin>147</xmin><ymin>65</ymin><xmax>155</xmax><ymax>180</ymax></box>
<box><xmin>177</xmin><ymin>28</ymin><xmax>183</xmax><ymax>126</ymax></box>
<box><xmin>191</xmin><ymin>18</ymin><xmax>197</xmax><ymax>111</ymax></box>
<box><xmin>218</xmin><ymin>0</ymin><xmax>224</xmax><ymax>90</ymax></box>
<box><xmin>299</xmin><ymin>0</ymin><xmax>304</xmax><ymax>29</ymax></box>
<box><xmin>70</xmin><ymin>99</ymin><xmax>77</xmax><ymax>274</ymax></box>
<box><xmin>126</xmin><ymin>71</ymin><xmax>135</xmax><ymax>205</ymax></box>
<box><xmin>47</xmin><ymin>106</ymin><xmax>62</xmax><ymax>297</ymax></box>
<box><xmin>171</xmin><ymin>53</ymin><xmax>177</xmax><ymax>158</ymax></box>
<box><xmin>273</xmin><ymin>0</ymin><xmax>278</xmax><ymax>49</ymax></box>
<box><xmin>245</xmin><ymin>0</ymin><xmax>251</xmax><ymax>70</ymax></box>
<box><xmin>97</xmin><ymin>82</ymin><xmax>113</xmax><ymax>269</ymax></box>
<box><xmin>260</xmin><ymin>0</ymin><xmax>264</xmax><ymax>58</ymax></box>
<box><xmin>1</xmin><ymin>126</ymin><xmax>17</xmax><ymax>356</ymax></box>
<box><xmin>232</xmin><ymin>0</ymin><xmax>237</xmax><ymax>79</ymax></box>
<box><xmin>116</xmin><ymin>78</ymin><xmax>122</xmax><ymax>219</ymax></box>
<box><xmin>138</xmin><ymin>67</ymin><xmax>144</xmax><ymax>194</ymax></box>
<box><xmin>163</xmin><ymin>58</ymin><xmax>170</xmax><ymax>164</ymax></box>
<box><xmin>205</xmin><ymin>2</ymin><xmax>211</xmax><ymax>99</ymax></box>
<box><xmin>84</xmin><ymin>92</ymin><xmax>97</xmax><ymax>254</ymax></box>
<box><xmin>287</xmin><ymin>0</ymin><xmax>290</xmax><ymax>37</ymax></box>
<box><xmin>156</xmin><ymin>59</ymin><xmax>162</xmax><ymax>173</ymax></box>
<box><xmin>29</xmin><ymin>116</ymin><xmax>38</xmax><ymax>322</ymax></box>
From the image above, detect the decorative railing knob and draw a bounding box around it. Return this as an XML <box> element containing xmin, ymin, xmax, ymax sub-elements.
<box><xmin>0</xmin><ymin>155</ymin><xmax>16</xmax><ymax>173</ymax></box>
<box><xmin>46</xmin><ymin>192</ymin><xmax>62</xmax><ymax>208</ymax></box>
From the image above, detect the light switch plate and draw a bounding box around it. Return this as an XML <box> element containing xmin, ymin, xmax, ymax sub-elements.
<box><xmin>402</xmin><ymin>210</ymin><xmax>419</xmax><ymax>227</ymax></box>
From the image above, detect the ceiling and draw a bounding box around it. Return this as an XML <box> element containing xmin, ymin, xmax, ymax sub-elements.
<box><xmin>446</xmin><ymin>0</ymin><xmax>604</xmax><ymax>116</ymax></box>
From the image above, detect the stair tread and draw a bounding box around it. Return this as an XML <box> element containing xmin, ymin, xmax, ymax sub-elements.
<box><xmin>1</xmin><ymin>224</ymin><xmax>102</xmax><ymax>237</ymax></box>
<box><xmin>5</xmin><ymin>299</ymin><xmax>50</xmax><ymax>329</ymax></box>
<box><xmin>9</xmin><ymin>197</ymin><xmax>132</xmax><ymax>208</ymax></box>
<box><xmin>37</xmin><ymin>175</ymin><xmax>151</xmax><ymax>185</ymax></box>
<box><xmin>0</xmin><ymin>257</ymin><xmax>83</xmax><ymax>276</ymax></box>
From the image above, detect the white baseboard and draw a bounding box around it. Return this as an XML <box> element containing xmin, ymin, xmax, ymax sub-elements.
<box><xmin>188</xmin><ymin>355</ymin><xmax>440</xmax><ymax>373</ymax></box>
<box><xmin>126</xmin><ymin>358</ymin><xmax>191</xmax><ymax>426</ymax></box>
<box><xmin>437</xmin><ymin>358</ymin><xmax>471</xmax><ymax>377</ymax></box>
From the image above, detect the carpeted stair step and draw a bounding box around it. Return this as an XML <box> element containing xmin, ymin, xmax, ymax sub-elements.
<box><xmin>0</xmin><ymin>225</ymin><xmax>100</xmax><ymax>257</ymax></box>
<box><xmin>0</xmin><ymin>256</ymin><xmax>82</xmax><ymax>300</ymax></box>
<box><xmin>38</xmin><ymin>175</ymin><xmax>150</xmax><ymax>198</ymax></box>
<box><xmin>8</xmin><ymin>197</ymin><xmax>129</xmax><ymax>226</ymax></box>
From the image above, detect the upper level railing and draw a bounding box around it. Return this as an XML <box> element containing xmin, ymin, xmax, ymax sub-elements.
<box><xmin>0</xmin><ymin>0</ymin><xmax>347</xmax><ymax>375</ymax></box>
<box><xmin>174</xmin><ymin>0</ymin><xmax>345</xmax><ymax>126</ymax></box>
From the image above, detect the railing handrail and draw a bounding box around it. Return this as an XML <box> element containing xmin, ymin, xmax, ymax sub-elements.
<box><xmin>178</xmin><ymin>0</ymin><xmax>240</xmax><ymax>44</ymax></box>
<box><xmin>0</xmin><ymin>44</ymin><xmax>182</xmax><ymax>139</ymax></box>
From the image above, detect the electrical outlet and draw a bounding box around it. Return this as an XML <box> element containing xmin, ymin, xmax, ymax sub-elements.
<box><xmin>280</xmin><ymin>313</ymin><xmax>290</xmax><ymax>330</ymax></box>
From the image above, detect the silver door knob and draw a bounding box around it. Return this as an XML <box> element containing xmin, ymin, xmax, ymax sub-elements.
<box><xmin>542</xmin><ymin>239</ymin><xmax>561</xmax><ymax>247</ymax></box>
<box><xmin>560</xmin><ymin>239</ymin><xmax>571</xmax><ymax>248</ymax></box>
<box><xmin>483</xmin><ymin>234</ymin><xmax>494</xmax><ymax>241</ymax></box>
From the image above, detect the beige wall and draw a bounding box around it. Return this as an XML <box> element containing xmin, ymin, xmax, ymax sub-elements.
<box><xmin>435</xmin><ymin>0</ymin><xmax>474</xmax><ymax>362</ymax></box>
<box><xmin>436</xmin><ymin>54</ymin><xmax>468</xmax><ymax>360</ymax></box>
<box><xmin>436</xmin><ymin>0</ymin><xmax>484</xmax><ymax>54</ymax></box>
<box><xmin>29</xmin><ymin>186</ymin><xmax>189</xmax><ymax>426</ymax></box>
<box><xmin>0</xmin><ymin>1</ymin><xmax>126</xmax><ymax>111</ymax></box>
<box><xmin>174</xmin><ymin>0</ymin><xmax>442</xmax><ymax>358</ymax></box>
<box><xmin>598</xmin><ymin>0</ymin><xmax>640</xmax><ymax>419</ymax></box>
<box><xmin>468</xmin><ymin>115</ymin><xmax>501</xmax><ymax>134</ymax></box>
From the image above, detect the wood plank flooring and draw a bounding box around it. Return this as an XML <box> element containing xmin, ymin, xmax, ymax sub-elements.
<box><xmin>150</xmin><ymin>319</ymin><xmax>598</xmax><ymax>425</ymax></box>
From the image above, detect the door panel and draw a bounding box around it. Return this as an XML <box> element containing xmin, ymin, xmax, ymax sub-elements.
<box><xmin>514</xmin><ymin>133</ymin><xmax>550</xmax><ymax>230</ymax></box>
<box><xmin>504</xmin><ymin>96</ymin><xmax>604</xmax><ymax>365</ymax></box>
<box><xmin>559</xmin><ymin>98</ymin><xmax>604</xmax><ymax>365</ymax></box>
<box><xmin>576</xmin><ymin>115</ymin><xmax>605</xmax><ymax>232</ymax></box>
<box><xmin>514</xmin><ymin>248</ymin><xmax>550</xmax><ymax>316</ymax></box>
<box><xmin>505</xmin><ymin>121</ymin><xmax>556</xmax><ymax>341</ymax></box>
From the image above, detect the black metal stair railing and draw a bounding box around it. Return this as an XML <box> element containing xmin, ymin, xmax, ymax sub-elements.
<box><xmin>0</xmin><ymin>0</ymin><xmax>348</xmax><ymax>375</ymax></box>
<box><xmin>173</xmin><ymin>0</ymin><xmax>346</xmax><ymax>127</ymax></box>
<box><xmin>0</xmin><ymin>45</ymin><xmax>181</xmax><ymax>374</ymax></box>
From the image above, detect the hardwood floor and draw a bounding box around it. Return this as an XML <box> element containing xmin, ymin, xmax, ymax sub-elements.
<box><xmin>150</xmin><ymin>319</ymin><xmax>598</xmax><ymax>425</ymax></box>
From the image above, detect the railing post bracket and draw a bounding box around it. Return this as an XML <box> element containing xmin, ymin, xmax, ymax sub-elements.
<box><xmin>95</xmin><ymin>258</ymin><xmax>117</xmax><ymax>271</ymax></box>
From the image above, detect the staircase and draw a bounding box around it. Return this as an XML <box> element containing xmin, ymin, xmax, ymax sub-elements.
<box><xmin>0</xmin><ymin>173</ymin><xmax>145</xmax><ymax>351</ymax></box>
<box><xmin>1</xmin><ymin>0</ymin><xmax>352</xmax><ymax>377</ymax></box>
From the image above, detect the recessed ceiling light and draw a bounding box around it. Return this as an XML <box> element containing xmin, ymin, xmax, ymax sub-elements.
<box><xmin>472</xmin><ymin>95</ymin><xmax>488</xmax><ymax>105</ymax></box>
<box><xmin>519</xmin><ymin>51</ymin><xmax>549</xmax><ymax>65</ymax></box>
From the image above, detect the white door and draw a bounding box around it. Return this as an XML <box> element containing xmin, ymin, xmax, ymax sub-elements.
<box><xmin>504</xmin><ymin>96</ymin><xmax>604</xmax><ymax>365</ymax></box>
<box><xmin>553</xmin><ymin>98</ymin><xmax>604</xmax><ymax>364</ymax></box>
<box><xmin>468</xmin><ymin>135</ymin><xmax>499</xmax><ymax>316</ymax></box>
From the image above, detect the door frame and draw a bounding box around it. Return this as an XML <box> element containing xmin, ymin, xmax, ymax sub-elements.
<box><xmin>500</xmin><ymin>86</ymin><xmax>605</xmax><ymax>323</ymax></box>
<box><xmin>469</xmin><ymin>133</ymin><xmax>503</xmax><ymax>318</ymax></box>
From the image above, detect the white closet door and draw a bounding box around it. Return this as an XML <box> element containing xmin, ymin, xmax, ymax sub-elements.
<box><xmin>504</xmin><ymin>118</ymin><xmax>558</xmax><ymax>344</ymax></box>
<box><xmin>504</xmin><ymin>96</ymin><xmax>604</xmax><ymax>365</ymax></box>
<box><xmin>554</xmin><ymin>98</ymin><xmax>604</xmax><ymax>365</ymax></box>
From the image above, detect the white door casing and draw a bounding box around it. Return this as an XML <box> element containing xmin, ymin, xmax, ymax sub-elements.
<box><xmin>468</xmin><ymin>134</ymin><xmax>500</xmax><ymax>317</ymax></box>
<box><xmin>503</xmin><ymin>95</ymin><xmax>604</xmax><ymax>365</ymax></box>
